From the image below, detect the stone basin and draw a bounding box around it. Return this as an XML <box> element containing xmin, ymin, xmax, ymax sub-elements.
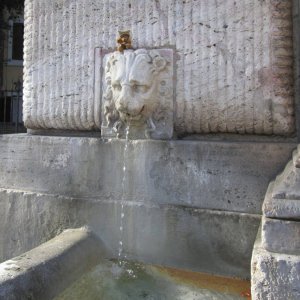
<box><xmin>0</xmin><ymin>134</ymin><xmax>295</xmax><ymax>281</ymax></box>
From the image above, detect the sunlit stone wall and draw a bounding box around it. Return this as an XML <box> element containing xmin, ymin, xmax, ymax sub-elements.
<box><xmin>23</xmin><ymin>0</ymin><xmax>295</xmax><ymax>135</ymax></box>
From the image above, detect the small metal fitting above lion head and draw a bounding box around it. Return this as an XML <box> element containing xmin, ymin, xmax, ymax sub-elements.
<box><xmin>116</xmin><ymin>30</ymin><xmax>132</xmax><ymax>53</ymax></box>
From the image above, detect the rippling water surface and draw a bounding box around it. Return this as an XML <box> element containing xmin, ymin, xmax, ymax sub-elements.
<box><xmin>55</xmin><ymin>260</ymin><xmax>251</xmax><ymax>300</ymax></box>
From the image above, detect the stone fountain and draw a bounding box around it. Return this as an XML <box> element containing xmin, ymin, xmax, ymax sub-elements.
<box><xmin>0</xmin><ymin>0</ymin><xmax>300</xmax><ymax>299</ymax></box>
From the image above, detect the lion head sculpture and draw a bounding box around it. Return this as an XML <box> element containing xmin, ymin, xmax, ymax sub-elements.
<box><xmin>102</xmin><ymin>49</ymin><xmax>170</xmax><ymax>139</ymax></box>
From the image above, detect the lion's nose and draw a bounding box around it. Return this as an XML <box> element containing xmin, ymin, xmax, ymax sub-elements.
<box><xmin>115</xmin><ymin>85</ymin><xmax>131</xmax><ymax>112</ymax></box>
<box><xmin>115</xmin><ymin>85</ymin><xmax>143</xmax><ymax>116</ymax></box>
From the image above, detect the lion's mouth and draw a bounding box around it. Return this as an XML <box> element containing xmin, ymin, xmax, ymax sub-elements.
<box><xmin>122</xmin><ymin>106</ymin><xmax>146</xmax><ymax>121</ymax></box>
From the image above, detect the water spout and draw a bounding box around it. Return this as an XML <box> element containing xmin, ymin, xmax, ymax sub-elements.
<box><xmin>118</xmin><ymin>124</ymin><xmax>130</xmax><ymax>266</ymax></box>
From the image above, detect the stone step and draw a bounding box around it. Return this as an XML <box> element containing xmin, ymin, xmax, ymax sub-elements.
<box><xmin>262</xmin><ymin>144</ymin><xmax>300</xmax><ymax>255</ymax></box>
<box><xmin>263</xmin><ymin>147</ymin><xmax>300</xmax><ymax>219</ymax></box>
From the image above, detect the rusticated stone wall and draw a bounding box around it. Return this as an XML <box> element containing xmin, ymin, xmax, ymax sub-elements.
<box><xmin>23</xmin><ymin>0</ymin><xmax>295</xmax><ymax>136</ymax></box>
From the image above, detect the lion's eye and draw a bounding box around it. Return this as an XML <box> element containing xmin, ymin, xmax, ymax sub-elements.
<box><xmin>113</xmin><ymin>83</ymin><xmax>122</xmax><ymax>91</ymax></box>
<box><xmin>132</xmin><ymin>85</ymin><xmax>148</xmax><ymax>93</ymax></box>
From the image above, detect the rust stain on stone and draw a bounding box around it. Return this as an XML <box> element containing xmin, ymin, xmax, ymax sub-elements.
<box><xmin>152</xmin><ymin>265</ymin><xmax>251</xmax><ymax>299</ymax></box>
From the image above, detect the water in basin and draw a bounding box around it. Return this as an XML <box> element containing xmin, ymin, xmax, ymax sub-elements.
<box><xmin>55</xmin><ymin>259</ymin><xmax>251</xmax><ymax>300</ymax></box>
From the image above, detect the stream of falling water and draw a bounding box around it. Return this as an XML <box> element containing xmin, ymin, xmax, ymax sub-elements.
<box><xmin>117</xmin><ymin>124</ymin><xmax>130</xmax><ymax>268</ymax></box>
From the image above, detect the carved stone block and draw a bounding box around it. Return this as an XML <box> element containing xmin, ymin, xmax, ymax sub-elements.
<box><xmin>23</xmin><ymin>0</ymin><xmax>295</xmax><ymax>136</ymax></box>
<box><xmin>101</xmin><ymin>49</ymin><xmax>173</xmax><ymax>139</ymax></box>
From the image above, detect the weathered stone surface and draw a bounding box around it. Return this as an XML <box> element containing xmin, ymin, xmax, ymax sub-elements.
<box><xmin>263</xmin><ymin>183</ymin><xmax>300</xmax><ymax>220</ymax></box>
<box><xmin>0</xmin><ymin>188</ymin><xmax>260</xmax><ymax>279</ymax></box>
<box><xmin>23</xmin><ymin>0</ymin><xmax>295</xmax><ymax>135</ymax></box>
<box><xmin>261</xmin><ymin>144</ymin><xmax>300</xmax><ymax>256</ymax></box>
<box><xmin>262</xmin><ymin>216</ymin><xmax>300</xmax><ymax>255</ymax></box>
<box><xmin>254</xmin><ymin>144</ymin><xmax>300</xmax><ymax>298</ymax></box>
<box><xmin>0</xmin><ymin>135</ymin><xmax>296</xmax><ymax>214</ymax></box>
<box><xmin>251</xmin><ymin>229</ymin><xmax>300</xmax><ymax>300</ymax></box>
<box><xmin>0</xmin><ymin>227</ymin><xmax>107</xmax><ymax>300</ymax></box>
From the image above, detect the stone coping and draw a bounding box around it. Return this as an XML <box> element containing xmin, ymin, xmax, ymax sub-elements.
<box><xmin>0</xmin><ymin>227</ymin><xmax>107</xmax><ymax>300</ymax></box>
